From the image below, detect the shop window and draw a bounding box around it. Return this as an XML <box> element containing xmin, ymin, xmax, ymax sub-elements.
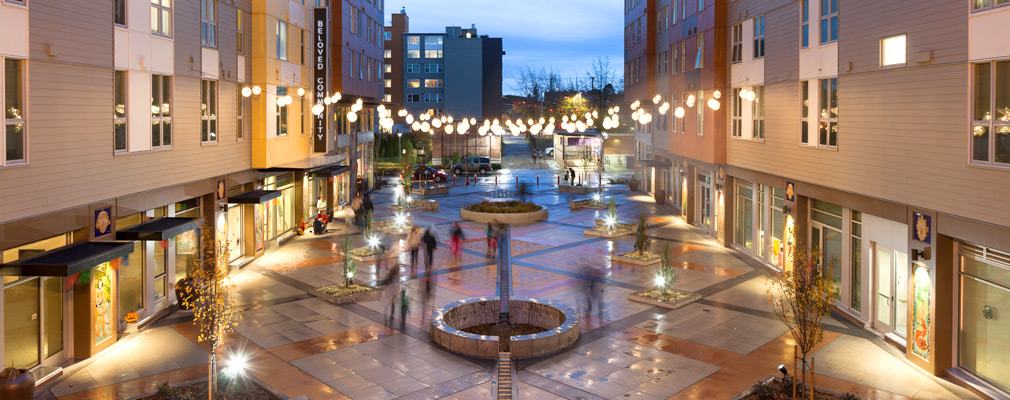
<box><xmin>201</xmin><ymin>80</ymin><xmax>217</xmax><ymax>142</ymax></box>
<box><xmin>116</xmin><ymin>213</ymin><xmax>145</xmax><ymax>321</ymax></box>
<box><xmin>152</xmin><ymin>75</ymin><xmax>172</xmax><ymax>148</ymax></box>
<box><xmin>850</xmin><ymin>210</ymin><xmax>862</xmax><ymax>312</ymax></box>
<box><xmin>959</xmin><ymin>246</ymin><xmax>1010</xmax><ymax>393</ymax></box>
<box><xmin>227</xmin><ymin>204</ymin><xmax>244</xmax><ymax>262</ymax></box>
<box><xmin>811</xmin><ymin>199</ymin><xmax>843</xmax><ymax>298</ymax></box>
<box><xmin>174</xmin><ymin>230</ymin><xmax>199</xmax><ymax>286</ymax></box>
<box><xmin>4</xmin><ymin>278</ymin><xmax>39</xmax><ymax>369</ymax></box>
<box><xmin>735</xmin><ymin>183</ymin><xmax>754</xmax><ymax>250</ymax></box>
<box><xmin>153</xmin><ymin>238</ymin><xmax>167</xmax><ymax>300</ymax></box>
<box><xmin>3</xmin><ymin>58</ymin><xmax>27</xmax><ymax>164</ymax></box>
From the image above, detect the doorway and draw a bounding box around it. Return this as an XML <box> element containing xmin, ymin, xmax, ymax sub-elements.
<box><xmin>873</xmin><ymin>244</ymin><xmax>908</xmax><ymax>338</ymax></box>
<box><xmin>696</xmin><ymin>171</ymin><xmax>713</xmax><ymax>234</ymax></box>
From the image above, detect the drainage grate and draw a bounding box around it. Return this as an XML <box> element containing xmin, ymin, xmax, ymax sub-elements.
<box><xmin>496</xmin><ymin>352</ymin><xmax>513</xmax><ymax>399</ymax></box>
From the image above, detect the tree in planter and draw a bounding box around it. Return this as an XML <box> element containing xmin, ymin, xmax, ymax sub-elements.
<box><xmin>341</xmin><ymin>235</ymin><xmax>357</xmax><ymax>287</ymax></box>
<box><xmin>767</xmin><ymin>244</ymin><xmax>838</xmax><ymax>393</ymax></box>
<box><xmin>634</xmin><ymin>212</ymin><xmax>650</xmax><ymax>256</ymax></box>
<box><xmin>655</xmin><ymin>243</ymin><xmax>676</xmax><ymax>292</ymax></box>
<box><xmin>606</xmin><ymin>197</ymin><xmax>618</xmax><ymax>224</ymax></box>
<box><xmin>181</xmin><ymin>232</ymin><xmax>241</xmax><ymax>400</ymax></box>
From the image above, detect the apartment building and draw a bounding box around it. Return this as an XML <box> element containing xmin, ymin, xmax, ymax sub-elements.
<box><xmin>0</xmin><ymin>0</ymin><xmax>381</xmax><ymax>382</ymax></box>
<box><xmin>629</xmin><ymin>0</ymin><xmax>1010</xmax><ymax>397</ymax></box>
<box><xmin>384</xmin><ymin>11</ymin><xmax>503</xmax><ymax>164</ymax></box>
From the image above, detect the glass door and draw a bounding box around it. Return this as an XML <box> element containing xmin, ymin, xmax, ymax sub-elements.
<box><xmin>697</xmin><ymin>172</ymin><xmax>713</xmax><ymax>234</ymax></box>
<box><xmin>812</xmin><ymin>223</ymin><xmax>844</xmax><ymax>299</ymax></box>
<box><xmin>874</xmin><ymin>244</ymin><xmax>909</xmax><ymax>338</ymax></box>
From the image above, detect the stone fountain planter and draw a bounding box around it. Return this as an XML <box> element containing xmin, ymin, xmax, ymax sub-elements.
<box><xmin>374</xmin><ymin>216</ymin><xmax>415</xmax><ymax>235</ymax></box>
<box><xmin>460</xmin><ymin>205</ymin><xmax>548</xmax><ymax>224</ymax></box>
<box><xmin>430</xmin><ymin>297</ymin><xmax>580</xmax><ymax>359</ymax></box>
<box><xmin>584</xmin><ymin>218</ymin><xmax>638</xmax><ymax>238</ymax></box>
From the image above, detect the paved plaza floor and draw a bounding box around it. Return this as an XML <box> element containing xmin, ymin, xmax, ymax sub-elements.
<box><xmin>38</xmin><ymin>176</ymin><xmax>982</xmax><ymax>400</ymax></box>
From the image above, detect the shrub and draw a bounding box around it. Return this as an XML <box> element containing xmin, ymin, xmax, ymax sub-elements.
<box><xmin>466</xmin><ymin>201</ymin><xmax>542</xmax><ymax>213</ymax></box>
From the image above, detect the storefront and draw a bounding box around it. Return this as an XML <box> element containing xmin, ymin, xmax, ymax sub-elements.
<box><xmin>696</xmin><ymin>169</ymin><xmax>717</xmax><ymax>237</ymax></box>
<box><xmin>956</xmin><ymin>243</ymin><xmax>1010</xmax><ymax>395</ymax></box>
<box><xmin>263</xmin><ymin>174</ymin><xmax>296</xmax><ymax>243</ymax></box>
<box><xmin>732</xmin><ymin>180</ymin><xmax>789</xmax><ymax>270</ymax></box>
<box><xmin>226</xmin><ymin>189</ymin><xmax>283</xmax><ymax>258</ymax></box>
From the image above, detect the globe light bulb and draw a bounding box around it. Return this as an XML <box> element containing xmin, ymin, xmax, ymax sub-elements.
<box><xmin>241</xmin><ymin>87</ymin><xmax>252</xmax><ymax>97</ymax></box>
<box><xmin>347</xmin><ymin>111</ymin><xmax>358</xmax><ymax>122</ymax></box>
<box><xmin>297</xmin><ymin>88</ymin><xmax>306</xmax><ymax>96</ymax></box>
<box><xmin>675</xmin><ymin>107</ymin><xmax>686</xmax><ymax>118</ymax></box>
<box><xmin>252</xmin><ymin>86</ymin><xmax>262</xmax><ymax>95</ymax></box>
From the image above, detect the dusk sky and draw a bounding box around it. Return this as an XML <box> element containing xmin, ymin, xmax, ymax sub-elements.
<box><xmin>384</xmin><ymin>0</ymin><xmax>623</xmax><ymax>95</ymax></box>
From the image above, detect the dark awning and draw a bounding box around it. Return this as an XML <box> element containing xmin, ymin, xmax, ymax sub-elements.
<box><xmin>309</xmin><ymin>165</ymin><xmax>351</xmax><ymax>178</ymax></box>
<box><xmin>227</xmin><ymin>190</ymin><xmax>282</xmax><ymax>204</ymax></box>
<box><xmin>0</xmin><ymin>242</ymin><xmax>136</xmax><ymax>277</ymax></box>
<box><xmin>116</xmin><ymin>217</ymin><xmax>202</xmax><ymax>241</ymax></box>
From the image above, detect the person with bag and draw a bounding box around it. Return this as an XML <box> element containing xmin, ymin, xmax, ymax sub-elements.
<box><xmin>407</xmin><ymin>226</ymin><xmax>422</xmax><ymax>273</ymax></box>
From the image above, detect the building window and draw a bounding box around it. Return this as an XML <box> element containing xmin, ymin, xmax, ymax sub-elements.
<box><xmin>384</xmin><ymin>79</ymin><xmax>391</xmax><ymax>88</ymax></box>
<box><xmin>880</xmin><ymin>34</ymin><xmax>906</xmax><ymax>66</ymax></box>
<box><xmin>407</xmin><ymin>64</ymin><xmax>420</xmax><ymax>73</ymax></box>
<box><xmin>201</xmin><ymin>80</ymin><xmax>217</xmax><ymax>142</ymax></box>
<box><xmin>349</xmin><ymin>6</ymin><xmax>357</xmax><ymax>35</ymax></box>
<box><xmin>407</xmin><ymin>94</ymin><xmax>420</xmax><ymax>103</ymax></box>
<box><xmin>276</xmin><ymin>87</ymin><xmax>287</xmax><ymax>137</ymax></box>
<box><xmin>236</xmin><ymin>87</ymin><xmax>243</xmax><ymax>140</ymax></box>
<box><xmin>383</xmin><ymin>31</ymin><xmax>391</xmax><ymax>41</ymax></box>
<box><xmin>801</xmin><ymin>0</ymin><xmax>809</xmax><ymax>48</ymax></box>
<box><xmin>113</xmin><ymin>70</ymin><xmax>126</xmax><ymax>152</ymax></box>
<box><xmin>424</xmin><ymin>63</ymin><xmax>443</xmax><ymax>73</ymax></box>
<box><xmin>818</xmin><ymin>78</ymin><xmax>838</xmax><ymax>147</ymax></box>
<box><xmin>801</xmin><ymin>81</ymin><xmax>810</xmax><ymax>145</ymax></box>
<box><xmin>657</xmin><ymin>51</ymin><xmax>668</xmax><ymax>75</ymax></box>
<box><xmin>695</xmin><ymin>33</ymin><xmax>704</xmax><ymax>69</ymax></box>
<box><xmin>424</xmin><ymin>36</ymin><xmax>443</xmax><ymax>58</ymax></box>
<box><xmin>696</xmin><ymin>90</ymin><xmax>704</xmax><ymax>135</ymax></box>
<box><xmin>958</xmin><ymin>244</ymin><xmax>1010</xmax><ymax>393</ymax></box>
<box><xmin>407</xmin><ymin>36</ymin><xmax>420</xmax><ymax>58</ymax></box>
<box><xmin>731</xmin><ymin>24</ymin><xmax>742</xmax><ymax>64</ymax></box>
<box><xmin>201</xmin><ymin>0</ymin><xmax>216</xmax><ymax>47</ymax></box>
<box><xmin>658</xmin><ymin>6</ymin><xmax>669</xmax><ymax>32</ymax></box>
<box><xmin>383</xmin><ymin>94</ymin><xmax>391</xmax><ymax>102</ymax></box>
<box><xmin>731</xmin><ymin>88</ymin><xmax>742</xmax><ymax>138</ymax></box>
<box><xmin>672</xmin><ymin>45</ymin><xmax>679</xmax><ymax>74</ymax></box>
<box><xmin>385</xmin><ymin>49</ymin><xmax>392</xmax><ymax>59</ymax></box>
<box><xmin>151</xmin><ymin>75</ymin><xmax>172</xmax><ymax>148</ymax></box>
<box><xmin>972</xmin><ymin>0</ymin><xmax>1010</xmax><ymax>11</ymax></box>
<box><xmin>425</xmin><ymin>93</ymin><xmax>443</xmax><ymax>103</ymax></box>
<box><xmin>850</xmin><ymin>210</ymin><xmax>861</xmax><ymax>312</ymax></box>
<box><xmin>236</xmin><ymin>9</ymin><xmax>243</xmax><ymax>54</ymax></box>
<box><xmin>114</xmin><ymin>0</ymin><xmax>126</xmax><ymax>26</ymax></box>
<box><xmin>151</xmin><ymin>0</ymin><xmax>172</xmax><ymax>37</ymax></box>
<box><xmin>384</xmin><ymin>63</ymin><xmax>391</xmax><ymax>73</ymax></box>
<box><xmin>753</xmin><ymin>15</ymin><xmax>765</xmax><ymax>59</ymax></box>
<box><xmin>424</xmin><ymin>49</ymin><xmax>443</xmax><ymax>58</ymax></box>
<box><xmin>407</xmin><ymin>79</ymin><xmax>420</xmax><ymax>88</ymax></box>
<box><xmin>820</xmin><ymin>0</ymin><xmax>838</xmax><ymax>44</ymax></box>
<box><xmin>424</xmin><ymin>79</ymin><xmax>442</xmax><ymax>88</ymax></box>
<box><xmin>1</xmin><ymin>58</ymin><xmax>25</xmax><ymax>163</ymax></box>
<box><xmin>752</xmin><ymin>86</ymin><xmax>764</xmax><ymax>139</ymax></box>
<box><xmin>300</xmin><ymin>31</ymin><xmax>305</xmax><ymax>65</ymax></box>
<box><xmin>698</xmin><ymin>0</ymin><xmax>704</xmax><ymax>12</ymax></box>
<box><xmin>276</xmin><ymin>21</ymin><xmax>287</xmax><ymax>61</ymax></box>
<box><xmin>972</xmin><ymin>61</ymin><xmax>1010</xmax><ymax>164</ymax></box>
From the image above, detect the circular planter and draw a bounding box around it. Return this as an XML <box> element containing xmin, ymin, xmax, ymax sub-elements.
<box><xmin>430</xmin><ymin>297</ymin><xmax>580</xmax><ymax>359</ymax></box>
<box><xmin>460</xmin><ymin>207</ymin><xmax>548</xmax><ymax>224</ymax></box>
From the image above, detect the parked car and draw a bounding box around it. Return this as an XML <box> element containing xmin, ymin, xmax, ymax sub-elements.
<box><xmin>412</xmin><ymin>165</ymin><xmax>447</xmax><ymax>183</ymax></box>
<box><xmin>544</xmin><ymin>147</ymin><xmax>555</xmax><ymax>156</ymax></box>
<box><xmin>450</xmin><ymin>157</ymin><xmax>493</xmax><ymax>175</ymax></box>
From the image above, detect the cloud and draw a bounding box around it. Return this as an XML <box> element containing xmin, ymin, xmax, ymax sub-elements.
<box><xmin>386</xmin><ymin>0</ymin><xmax>623</xmax><ymax>95</ymax></box>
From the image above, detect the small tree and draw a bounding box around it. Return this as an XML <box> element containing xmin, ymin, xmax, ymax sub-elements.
<box><xmin>607</xmin><ymin>197</ymin><xmax>618</xmax><ymax>222</ymax></box>
<box><xmin>768</xmin><ymin>244</ymin><xmax>838</xmax><ymax>392</ymax></box>
<box><xmin>656</xmin><ymin>243</ymin><xmax>675</xmax><ymax>292</ymax></box>
<box><xmin>634</xmin><ymin>212</ymin><xmax>650</xmax><ymax>255</ymax></box>
<box><xmin>181</xmin><ymin>229</ymin><xmax>240</xmax><ymax>399</ymax></box>
<box><xmin>399</xmin><ymin>161</ymin><xmax>414</xmax><ymax>197</ymax></box>
<box><xmin>341</xmin><ymin>235</ymin><xmax>357</xmax><ymax>287</ymax></box>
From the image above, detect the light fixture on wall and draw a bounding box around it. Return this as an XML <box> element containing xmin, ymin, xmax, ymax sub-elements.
<box><xmin>912</xmin><ymin>247</ymin><xmax>932</xmax><ymax>261</ymax></box>
<box><xmin>782</xmin><ymin>205</ymin><xmax>791</xmax><ymax>214</ymax></box>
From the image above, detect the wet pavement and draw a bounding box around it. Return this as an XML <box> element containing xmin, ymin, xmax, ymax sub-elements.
<box><xmin>39</xmin><ymin>175</ymin><xmax>981</xmax><ymax>400</ymax></box>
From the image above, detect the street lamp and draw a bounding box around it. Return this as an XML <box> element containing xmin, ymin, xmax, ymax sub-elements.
<box><xmin>397</xmin><ymin>132</ymin><xmax>403</xmax><ymax>163</ymax></box>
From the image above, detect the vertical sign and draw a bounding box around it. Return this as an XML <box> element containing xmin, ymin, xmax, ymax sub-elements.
<box><xmin>313</xmin><ymin>7</ymin><xmax>328</xmax><ymax>153</ymax></box>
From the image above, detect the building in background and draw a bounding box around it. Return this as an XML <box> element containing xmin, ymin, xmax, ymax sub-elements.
<box><xmin>0</xmin><ymin>0</ymin><xmax>382</xmax><ymax>379</ymax></box>
<box><xmin>384</xmin><ymin>10</ymin><xmax>503</xmax><ymax>164</ymax></box>
<box><xmin>628</xmin><ymin>0</ymin><xmax>1010</xmax><ymax>397</ymax></box>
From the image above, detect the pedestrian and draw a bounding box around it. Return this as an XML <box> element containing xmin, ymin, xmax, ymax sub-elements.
<box><xmin>450</xmin><ymin>222</ymin><xmax>465</xmax><ymax>259</ymax></box>
<box><xmin>344</xmin><ymin>204</ymin><xmax>355</xmax><ymax>230</ymax></box>
<box><xmin>380</xmin><ymin>258</ymin><xmax>400</xmax><ymax>325</ymax></box>
<box><xmin>564</xmin><ymin>169</ymin><xmax>570</xmax><ymax>184</ymax></box>
<box><xmin>312</xmin><ymin>217</ymin><xmax>325</xmax><ymax>235</ymax></box>
<box><xmin>362</xmin><ymin>193</ymin><xmax>374</xmax><ymax>220</ymax></box>
<box><xmin>351</xmin><ymin>194</ymin><xmax>363</xmax><ymax>229</ymax></box>
<box><xmin>423</xmin><ymin>227</ymin><xmax>438</xmax><ymax>271</ymax></box>
<box><xmin>316</xmin><ymin>195</ymin><xmax>327</xmax><ymax>216</ymax></box>
<box><xmin>532</xmin><ymin>151</ymin><xmax>537</xmax><ymax>162</ymax></box>
<box><xmin>399</xmin><ymin>287</ymin><xmax>409</xmax><ymax>330</ymax></box>
<box><xmin>485</xmin><ymin>223</ymin><xmax>495</xmax><ymax>258</ymax></box>
<box><xmin>582</xmin><ymin>264</ymin><xmax>603</xmax><ymax>319</ymax></box>
<box><xmin>407</xmin><ymin>226</ymin><xmax>422</xmax><ymax>273</ymax></box>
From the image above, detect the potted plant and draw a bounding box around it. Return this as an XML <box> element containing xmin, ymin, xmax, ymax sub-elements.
<box><xmin>628</xmin><ymin>178</ymin><xmax>640</xmax><ymax>191</ymax></box>
<box><xmin>0</xmin><ymin>367</ymin><xmax>35</xmax><ymax>399</ymax></box>
<box><xmin>655</xmin><ymin>189</ymin><xmax>666</xmax><ymax>205</ymax></box>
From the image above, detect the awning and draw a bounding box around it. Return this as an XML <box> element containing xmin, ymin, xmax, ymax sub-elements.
<box><xmin>258</xmin><ymin>156</ymin><xmax>345</xmax><ymax>173</ymax></box>
<box><xmin>227</xmin><ymin>190</ymin><xmax>282</xmax><ymax>204</ymax></box>
<box><xmin>116</xmin><ymin>217</ymin><xmax>202</xmax><ymax>241</ymax></box>
<box><xmin>0</xmin><ymin>242</ymin><xmax>136</xmax><ymax>277</ymax></box>
<box><xmin>638</xmin><ymin>159</ymin><xmax>669</xmax><ymax>168</ymax></box>
<box><xmin>309</xmin><ymin>165</ymin><xmax>351</xmax><ymax>178</ymax></box>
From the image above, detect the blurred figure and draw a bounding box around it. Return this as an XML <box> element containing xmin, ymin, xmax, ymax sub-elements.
<box><xmin>485</xmin><ymin>223</ymin><xmax>495</xmax><ymax>258</ymax></box>
<box><xmin>423</xmin><ymin>227</ymin><xmax>438</xmax><ymax>271</ymax></box>
<box><xmin>450</xmin><ymin>222</ymin><xmax>465</xmax><ymax>259</ymax></box>
<box><xmin>582</xmin><ymin>264</ymin><xmax>604</xmax><ymax>320</ymax></box>
<box><xmin>351</xmin><ymin>194</ymin><xmax>363</xmax><ymax>229</ymax></box>
<box><xmin>380</xmin><ymin>260</ymin><xmax>401</xmax><ymax>326</ymax></box>
<box><xmin>407</xmin><ymin>226</ymin><xmax>422</xmax><ymax>273</ymax></box>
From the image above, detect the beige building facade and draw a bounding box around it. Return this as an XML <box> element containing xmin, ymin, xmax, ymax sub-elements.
<box><xmin>0</xmin><ymin>0</ymin><xmax>382</xmax><ymax>383</ymax></box>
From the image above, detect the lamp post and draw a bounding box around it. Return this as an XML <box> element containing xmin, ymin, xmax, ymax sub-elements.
<box><xmin>397</xmin><ymin>132</ymin><xmax>403</xmax><ymax>163</ymax></box>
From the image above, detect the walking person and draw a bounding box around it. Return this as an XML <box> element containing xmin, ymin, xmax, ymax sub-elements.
<box><xmin>407</xmin><ymin>226</ymin><xmax>422</xmax><ymax>273</ymax></box>
<box><xmin>351</xmin><ymin>194</ymin><xmax>363</xmax><ymax>229</ymax></box>
<box><xmin>379</xmin><ymin>254</ymin><xmax>400</xmax><ymax>326</ymax></box>
<box><xmin>423</xmin><ymin>228</ymin><xmax>438</xmax><ymax>272</ymax></box>
<box><xmin>450</xmin><ymin>222</ymin><xmax>465</xmax><ymax>260</ymax></box>
<box><xmin>569</xmin><ymin>167</ymin><xmax>577</xmax><ymax>185</ymax></box>
<box><xmin>582</xmin><ymin>265</ymin><xmax>603</xmax><ymax>320</ymax></box>
<box><xmin>485</xmin><ymin>223</ymin><xmax>495</xmax><ymax>258</ymax></box>
<box><xmin>362</xmin><ymin>193</ymin><xmax>374</xmax><ymax>222</ymax></box>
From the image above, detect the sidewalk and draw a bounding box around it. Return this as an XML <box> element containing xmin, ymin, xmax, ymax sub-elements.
<box><xmin>36</xmin><ymin>180</ymin><xmax>982</xmax><ymax>400</ymax></box>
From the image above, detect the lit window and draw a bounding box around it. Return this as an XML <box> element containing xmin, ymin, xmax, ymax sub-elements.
<box><xmin>151</xmin><ymin>0</ymin><xmax>172</xmax><ymax>37</ymax></box>
<box><xmin>276</xmin><ymin>21</ymin><xmax>288</xmax><ymax>61</ymax></box>
<box><xmin>151</xmin><ymin>75</ymin><xmax>172</xmax><ymax>148</ymax></box>
<box><xmin>385</xmin><ymin>49</ymin><xmax>392</xmax><ymax>59</ymax></box>
<box><xmin>696</xmin><ymin>90</ymin><xmax>704</xmax><ymax>135</ymax></box>
<box><xmin>236</xmin><ymin>9</ymin><xmax>244</xmax><ymax>54</ymax></box>
<box><xmin>971</xmin><ymin>61</ymin><xmax>1010</xmax><ymax>164</ymax></box>
<box><xmin>752</xmin><ymin>86</ymin><xmax>764</xmax><ymax>139</ymax></box>
<box><xmin>818</xmin><ymin>78</ymin><xmax>838</xmax><ymax>147</ymax></box>
<box><xmin>880</xmin><ymin>35</ymin><xmax>906</xmax><ymax>66</ymax></box>
<box><xmin>407</xmin><ymin>79</ymin><xmax>420</xmax><ymax>88</ymax></box>
<box><xmin>424</xmin><ymin>79</ymin><xmax>442</xmax><ymax>88</ymax></box>
<box><xmin>276</xmin><ymin>87</ymin><xmax>287</xmax><ymax>137</ymax></box>
<box><xmin>407</xmin><ymin>36</ymin><xmax>420</xmax><ymax>58</ymax></box>
<box><xmin>113</xmin><ymin>70</ymin><xmax>126</xmax><ymax>152</ymax></box>
<box><xmin>384</xmin><ymin>64</ymin><xmax>391</xmax><ymax>73</ymax></box>
<box><xmin>383</xmin><ymin>94</ymin><xmax>391</xmax><ymax>102</ymax></box>
<box><xmin>384</xmin><ymin>79</ymin><xmax>391</xmax><ymax>88</ymax></box>
<box><xmin>201</xmin><ymin>80</ymin><xmax>218</xmax><ymax>142</ymax></box>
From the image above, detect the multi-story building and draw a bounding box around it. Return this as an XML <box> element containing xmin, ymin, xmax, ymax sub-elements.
<box><xmin>384</xmin><ymin>11</ymin><xmax>503</xmax><ymax>164</ymax></box>
<box><xmin>629</xmin><ymin>0</ymin><xmax>1010</xmax><ymax>397</ymax></box>
<box><xmin>0</xmin><ymin>0</ymin><xmax>381</xmax><ymax>380</ymax></box>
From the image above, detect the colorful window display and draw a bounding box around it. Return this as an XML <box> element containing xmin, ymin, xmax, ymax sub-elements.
<box><xmin>93</xmin><ymin>262</ymin><xmax>114</xmax><ymax>345</ymax></box>
<box><xmin>911</xmin><ymin>263</ymin><xmax>930</xmax><ymax>360</ymax></box>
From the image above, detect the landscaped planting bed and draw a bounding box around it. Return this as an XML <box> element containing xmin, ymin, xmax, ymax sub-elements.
<box><xmin>466</xmin><ymin>201</ymin><xmax>542</xmax><ymax>213</ymax></box>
